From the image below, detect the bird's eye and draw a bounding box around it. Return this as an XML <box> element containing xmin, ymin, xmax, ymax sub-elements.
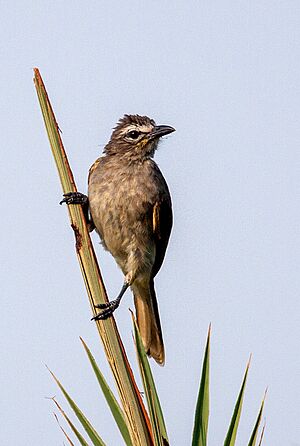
<box><xmin>127</xmin><ymin>130</ymin><xmax>140</xmax><ymax>139</ymax></box>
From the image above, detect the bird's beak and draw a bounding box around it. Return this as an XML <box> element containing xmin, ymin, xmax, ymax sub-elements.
<box><xmin>149</xmin><ymin>125</ymin><xmax>176</xmax><ymax>140</ymax></box>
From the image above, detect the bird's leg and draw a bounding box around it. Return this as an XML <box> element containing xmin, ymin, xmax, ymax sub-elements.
<box><xmin>60</xmin><ymin>192</ymin><xmax>95</xmax><ymax>231</ymax></box>
<box><xmin>92</xmin><ymin>281</ymin><xmax>129</xmax><ymax>321</ymax></box>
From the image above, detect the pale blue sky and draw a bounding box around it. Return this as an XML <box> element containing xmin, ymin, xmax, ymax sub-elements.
<box><xmin>1</xmin><ymin>1</ymin><xmax>299</xmax><ymax>445</ymax></box>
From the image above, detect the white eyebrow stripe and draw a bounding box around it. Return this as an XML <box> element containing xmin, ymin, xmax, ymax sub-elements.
<box><xmin>120</xmin><ymin>124</ymin><xmax>153</xmax><ymax>135</ymax></box>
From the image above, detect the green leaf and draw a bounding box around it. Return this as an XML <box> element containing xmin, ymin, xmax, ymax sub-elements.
<box><xmin>133</xmin><ymin>314</ymin><xmax>169</xmax><ymax>446</ymax></box>
<box><xmin>191</xmin><ymin>325</ymin><xmax>210</xmax><ymax>446</ymax></box>
<box><xmin>247</xmin><ymin>390</ymin><xmax>266</xmax><ymax>446</ymax></box>
<box><xmin>53</xmin><ymin>400</ymin><xmax>90</xmax><ymax>446</ymax></box>
<box><xmin>49</xmin><ymin>368</ymin><xmax>106</xmax><ymax>446</ymax></box>
<box><xmin>81</xmin><ymin>338</ymin><xmax>133</xmax><ymax>446</ymax></box>
<box><xmin>257</xmin><ymin>422</ymin><xmax>266</xmax><ymax>446</ymax></box>
<box><xmin>223</xmin><ymin>357</ymin><xmax>251</xmax><ymax>446</ymax></box>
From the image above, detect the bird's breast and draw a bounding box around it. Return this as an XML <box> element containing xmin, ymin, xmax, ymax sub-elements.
<box><xmin>88</xmin><ymin>159</ymin><xmax>162</xmax><ymax>270</ymax></box>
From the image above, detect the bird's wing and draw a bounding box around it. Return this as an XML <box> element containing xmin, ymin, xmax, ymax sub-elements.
<box><xmin>151</xmin><ymin>196</ymin><xmax>173</xmax><ymax>278</ymax></box>
<box><xmin>88</xmin><ymin>157</ymin><xmax>102</xmax><ymax>181</ymax></box>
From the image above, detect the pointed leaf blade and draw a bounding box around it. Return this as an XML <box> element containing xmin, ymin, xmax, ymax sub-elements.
<box><xmin>49</xmin><ymin>369</ymin><xmax>106</xmax><ymax>446</ymax></box>
<box><xmin>257</xmin><ymin>422</ymin><xmax>266</xmax><ymax>446</ymax></box>
<box><xmin>247</xmin><ymin>390</ymin><xmax>266</xmax><ymax>446</ymax></box>
<box><xmin>191</xmin><ymin>325</ymin><xmax>210</xmax><ymax>446</ymax></box>
<box><xmin>81</xmin><ymin>338</ymin><xmax>133</xmax><ymax>446</ymax></box>
<box><xmin>53</xmin><ymin>400</ymin><xmax>91</xmax><ymax>446</ymax></box>
<box><xmin>223</xmin><ymin>358</ymin><xmax>251</xmax><ymax>446</ymax></box>
<box><xmin>133</xmin><ymin>314</ymin><xmax>169</xmax><ymax>446</ymax></box>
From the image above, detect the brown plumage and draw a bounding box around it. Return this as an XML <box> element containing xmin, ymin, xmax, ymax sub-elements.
<box><xmin>63</xmin><ymin>115</ymin><xmax>175</xmax><ymax>364</ymax></box>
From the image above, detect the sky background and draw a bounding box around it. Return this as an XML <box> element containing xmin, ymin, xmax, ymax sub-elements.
<box><xmin>1</xmin><ymin>1</ymin><xmax>299</xmax><ymax>445</ymax></box>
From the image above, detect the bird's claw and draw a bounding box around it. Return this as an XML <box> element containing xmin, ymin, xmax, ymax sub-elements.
<box><xmin>95</xmin><ymin>302</ymin><xmax>111</xmax><ymax>309</ymax></box>
<box><xmin>92</xmin><ymin>308</ymin><xmax>113</xmax><ymax>321</ymax></box>
<box><xmin>92</xmin><ymin>299</ymin><xmax>120</xmax><ymax>321</ymax></box>
<box><xmin>60</xmin><ymin>192</ymin><xmax>88</xmax><ymax>206</ymax></box>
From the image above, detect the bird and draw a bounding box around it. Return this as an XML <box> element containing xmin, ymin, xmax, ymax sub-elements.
<box><xmin>61</xmin><ymin>114</ymin><xmax>175</xmax><ymax>364</ymax></box>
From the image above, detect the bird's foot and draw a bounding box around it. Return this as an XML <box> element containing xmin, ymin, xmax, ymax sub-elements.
<box><xmin>92</xmin><ymin>282</ymin><xmax>129</xmax><ymax>321</ymax></box>
<box><xmin>92</xmin><ymin>298</ymin><xmax>121</xmax><ymax>320</ymax></box>
<box><xmin>60</xmin><ymin>192</ymin><xmax>88</xmax><ymax>206</ymax></box>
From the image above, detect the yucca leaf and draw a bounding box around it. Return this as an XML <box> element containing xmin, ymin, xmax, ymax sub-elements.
<box><xmin>34</xmin><ymin>68</ymin><xmax>153</xmax><ymax>446</ymax></box>
<box><xmin>223</xmin><ymin>357</ymin><xmax>251</xmax><ymax>446</ymax></box>
<box><xmin>49</xmin><ymin>369</ymin><xmax>106</xmax><ymax>446</ymax></box>
<box><xmin>54</xmin><ymin>412</ymin><xmax>76</xmax><ymax>446</ymax></box>
<box><xmin>81</xmin><ymin>337</ymin><xmax>133</xmax><ymax>446</ymax></box>
<box><xmin>191</xmin><ymin>325</ymin><xmax>210</xmax><ymax>446</ymax></box>
<box><xmin>53</xmin><ymin>401</ymin><xmax>90</xmax><ymax>446</ymax></box>
<box><xmin>132</xmin><ymin>314</ymin><xmax>169</xmax><ymax>446</ymax></box>
<box><xmin>257</xmin><ymin>422</ymin><xmax>266</xmax><ymax>446</ymax></box>
<box><xmin>247</xmin><ymin>390</ymin><xmax>266</xmax><ymax>446</ymax></box>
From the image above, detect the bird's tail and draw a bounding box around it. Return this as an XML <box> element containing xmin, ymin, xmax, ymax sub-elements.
<box><xmin>132</xmin><ymin>278</ymin><xmax>164</xmax><ymax>365</ymax></box>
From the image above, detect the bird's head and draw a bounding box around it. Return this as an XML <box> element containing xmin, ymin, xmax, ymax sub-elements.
<box><xmin>104</xmin><ymin>114</ymin><xmax>175</xmax><ymax>160</ymax></box>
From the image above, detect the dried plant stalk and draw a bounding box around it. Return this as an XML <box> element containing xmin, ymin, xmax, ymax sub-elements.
<box><xmin>34</xmin><ymin>68</ymin><xmax>153</xmax><ymax>446</ymax></box>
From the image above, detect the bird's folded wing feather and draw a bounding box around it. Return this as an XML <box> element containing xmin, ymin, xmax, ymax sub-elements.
<box><xmin>151</xmin><ymin>198</ymin><xmax>173</xmax><ymax>278</ymax></box>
